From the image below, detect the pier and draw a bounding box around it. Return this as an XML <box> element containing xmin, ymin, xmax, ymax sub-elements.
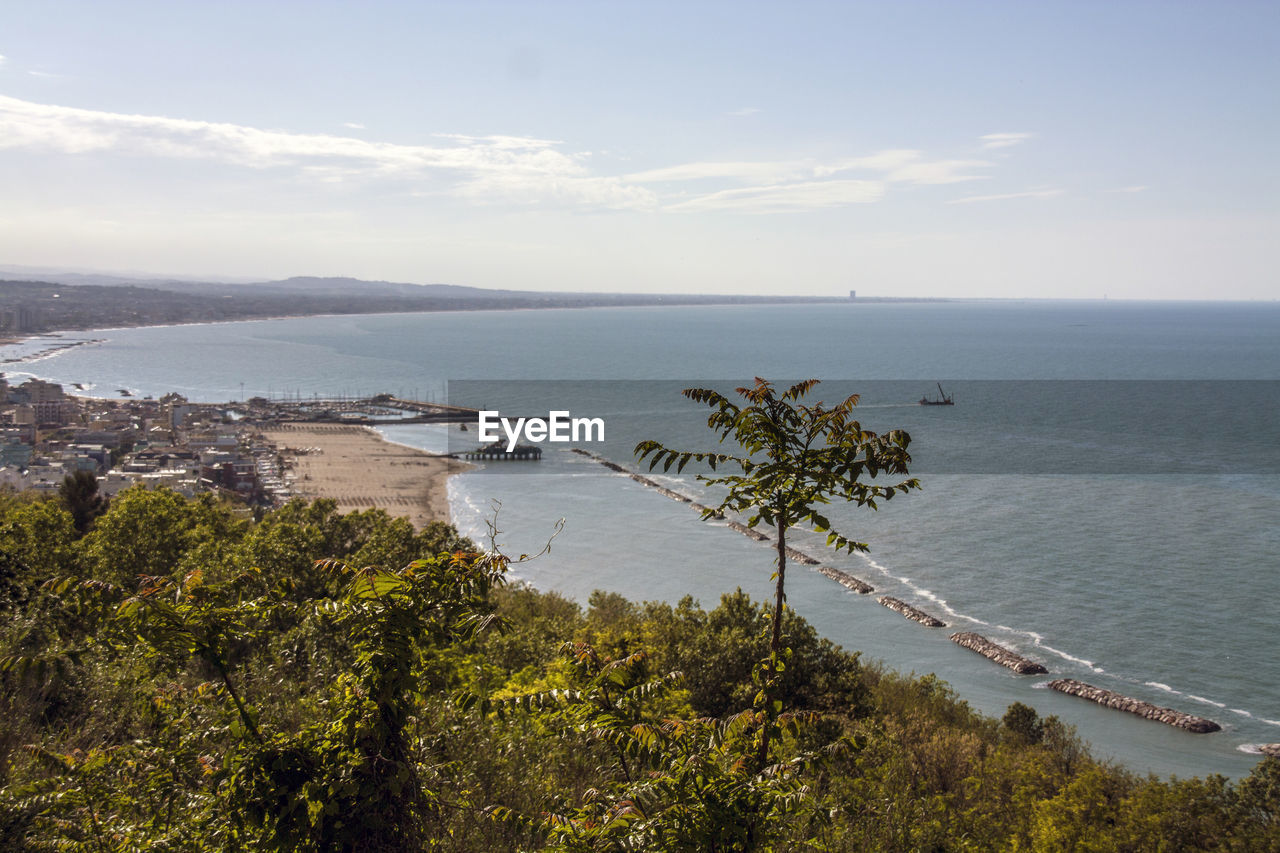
<box><xmin>464</xmin><ymin>443</ymin><xmax>542</xmax><ymax>461</ymax></box>
<box><xmin>950</xmin><ymin>632</ymin><xmax>1047</xmax><ymax>674</ymax></box>
<box><xmin>1047</xmin><ymin>679</ymin><xmax>1221</xmax><ymax>733</ymax></box>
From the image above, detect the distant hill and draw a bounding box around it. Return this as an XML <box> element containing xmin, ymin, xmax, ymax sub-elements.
<box><xmin>247</xmin><ymin>276</ymin><xmax>527</xmax><ymax>300</ymax></box>
<box><xmin>0</xmin><ymin>269</ymin><xmax>864</xmax><ymax>336</ymax></box>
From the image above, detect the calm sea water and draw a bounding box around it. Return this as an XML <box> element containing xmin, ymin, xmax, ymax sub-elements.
<box><xmin>7</xmin><ymin>300</ymin><xmax>1279</xmax><ymax>779</ymax></box>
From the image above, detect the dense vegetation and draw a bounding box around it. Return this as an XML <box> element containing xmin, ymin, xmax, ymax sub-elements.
<box><xmin>0</xmin><ymin>487</ymin><xmax>1276</xmax><ymax>850</ymax></box>
<box><xmin>0</xmin><ymin>279</ymin><xmax>847</xmax><ymax>336</ymax></box>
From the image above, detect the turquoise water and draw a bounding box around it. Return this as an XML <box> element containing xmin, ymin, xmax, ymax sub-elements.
<box><xmin>7</xmin><ymin>299</ymin><xmax>1279</xmax><ymax>779</ymax></box>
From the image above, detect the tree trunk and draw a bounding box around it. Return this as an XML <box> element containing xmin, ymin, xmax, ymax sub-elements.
<box><xmin>758</xmin><ymin>513</ymin><xmax>787</xmax><ymax>769</ymax></box>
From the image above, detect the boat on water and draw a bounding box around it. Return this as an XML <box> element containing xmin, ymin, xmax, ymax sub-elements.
<box><xmin>919</xmin><ymin>383</ymin><xmax>954</xmax><ymax>406</ymax></box>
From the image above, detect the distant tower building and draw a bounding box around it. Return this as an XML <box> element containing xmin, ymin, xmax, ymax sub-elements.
<box><xmin>849</xmin><ymin>290</ymin><xmax>856</xmax><ymax>300</ymax></box>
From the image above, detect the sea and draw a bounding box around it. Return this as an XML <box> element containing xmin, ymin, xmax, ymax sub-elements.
<box><xmin>4</xmin><ymin>299</ymin><xmax>1278</xmax><ymax>780</ymax></box>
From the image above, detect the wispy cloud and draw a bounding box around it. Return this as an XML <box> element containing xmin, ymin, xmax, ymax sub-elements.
<box><xmin>947</xmin><ymin>187</ymin><xmax>1062</xmax><ymax>204</ymax></box>
<box><xmin>625</xmin><ymin>160</ymin><xmax>810</xmax><ymax>184</ymax></box>
<box><xmin>0</xmin><ymin>54</ymin><xmax>6</xmax><ymax>68</ymax></box>
<box><xmin>980</xmin><ymin>132</ymin><xmax>1034</xmax><ymax>149</ymax></box>
<box><xmin>0</xmin><ymin>95</ymin><xmax>657</xmax><ymax>211</ymax></box>
<box><xmin>818</xmin><ymin>149</ymin><xmax>990</xmax><ymax>184</ymax></box>
<box><xmin>668</xmin><ymin>179</ymin><xmax>883</xmax><ymax>213</ymax></box>
<box><xmin>886</xmin><ymin>159</ymin><xmax>991</xmax><ymax>185</ymax></box>
<box><xmin>0</xmin><ymin>95</ymin><xmax>1031</xmax><ymax>215</ymax></box>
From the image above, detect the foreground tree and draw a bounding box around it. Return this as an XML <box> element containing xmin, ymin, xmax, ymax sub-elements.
<box><xmin>636</xmin><ymin>378</ymin><xmax>918</xmax><ymax>767</ymax></box>
<box><xmin>58</xmin><ymin>470</ymin><xmax>108</xmax><ymax>536</ymax></box>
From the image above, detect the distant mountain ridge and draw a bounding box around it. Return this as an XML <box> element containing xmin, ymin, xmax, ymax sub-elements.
<box><xmin>0</xmin><ymin>268</ymin><xmax>505</xmax><ymax>299</ymax></box>
<box><xmin>0</xmin><ymin>267</ymin><xmax>874</xmax><ymax>337</ymax></box>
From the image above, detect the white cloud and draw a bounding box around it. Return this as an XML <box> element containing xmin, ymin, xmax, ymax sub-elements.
<box><xmin>886</xmin><ymin>159</ymin><xmax>990</xmax><ymax>185</ymax></box>
<box><xmin>980</xmin><ymin>132</ymin><xmax>1034</xmax><ymax>149</ymax></box>
<box><xmin>818</xmin><ymin>149</ymin><xmax>990</xmax><ymax>184</ymax></box>
<box><xmin>947</xmin><ymin>187</ymin><xmax>1063</xmax><ymax>204</ymax></box>
<box><xmin>815</xmin><ymin>149</ymin><xmax>922</xmax><ymax>176</ymax></box>
<box><xmin>0</xmin><ymin>54</ymin><xmax>6</xmax><ymax>68</ymax></box>
<box><xmin>342</xmin><ymin>121</ymin><xmax>365</xmax><ymax>130</ymax></box>
<box><xmin>668</xmin><ymin>179</ymin><xmax>884</xmax><ymax>213</ymax></box>
<box><xmin>0</xmin><ymin>95</ymin><xmax>1029</xmax><ymax>217</ymax></box>
<box><xmin>0</xmin><ymin>95</ymin><xmax>653</xmax><ymax>211</ymax></box>
<box><xmin>625</xmin><ymin>160</ymin><xmax>810</xmax><ymax>184</ymax></box>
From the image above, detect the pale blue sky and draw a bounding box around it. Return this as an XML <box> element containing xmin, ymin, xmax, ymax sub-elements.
<box><xmin>1</xmin><ymin>1</ymin><xmax>1276</xmax><ymax>298</ymax></box>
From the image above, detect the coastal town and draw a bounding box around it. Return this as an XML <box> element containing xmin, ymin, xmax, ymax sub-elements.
<box><xmin>0</xmin><ymin>376</ymin><xmax>470</xmax><ymax>523</ymax></box>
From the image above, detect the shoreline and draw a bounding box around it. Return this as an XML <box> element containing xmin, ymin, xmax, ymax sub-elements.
<box><xmin>259</xmin><ymin>424</ymin><xmax>471</xmax><ymax>527</ymax></box>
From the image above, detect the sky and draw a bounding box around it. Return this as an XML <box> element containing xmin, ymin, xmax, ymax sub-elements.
<box><xmin>0</xmin><ymin>1</ymin><xmax>1277</xmax><ymax>299</ymax></box>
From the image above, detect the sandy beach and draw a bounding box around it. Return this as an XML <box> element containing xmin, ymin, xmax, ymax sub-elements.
<box><xmin>260</xmin><ymin>424</ymin><xmax>470</xmax><ymax>527</ymax></box>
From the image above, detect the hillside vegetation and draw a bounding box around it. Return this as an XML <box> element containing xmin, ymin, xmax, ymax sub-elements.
<box><xmin>0</xmin><ymin>488</ymin><xmax>1276</xmax><ymax>851</ymax></box>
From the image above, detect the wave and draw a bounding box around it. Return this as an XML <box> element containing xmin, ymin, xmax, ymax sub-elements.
<box><xmin>1225</xmin><ymin>708</ymin><xmax>1280</xmax><ymax>727</ymax></box>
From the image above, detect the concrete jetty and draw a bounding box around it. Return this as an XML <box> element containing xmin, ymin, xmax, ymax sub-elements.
<box><xmin>950</xmin><ymin>632</ymin><xmax>1047</xmax><ymax>675</ymax></box>
<box><xmin>879</xmin><ymin>596</ymin><xmax>946</xmax><ymax>627</ymax></box>
<box><xmin>816</xmin><ymin>566</ymin><xmax>874</xmax><ymax>594</ymax></box>
<box><xmin>1047</xmin><ymin>679</ymin><xmax>1221</xmax><ymax>733</ymax></box>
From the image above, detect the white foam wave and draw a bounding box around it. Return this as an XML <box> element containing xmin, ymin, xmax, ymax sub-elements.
<box><xmin>852</xmin><ymin>552</ymin><xmax>989</xmax><ymax>626</ymax></box>
<box><xmin>1035</xmin><ymin>641</ymin><xmax>1104</xmax><ymax>673</ymax></box>
<box><xmin>688</xmin><ymin>488</ymin><xmax>1280</xmax><ymax>739</ymax></box>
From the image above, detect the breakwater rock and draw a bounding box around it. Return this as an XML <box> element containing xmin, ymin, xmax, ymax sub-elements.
<box><xmin>723</xmin><ymin>518</ymin><xmax>768</xmax><ymax>540</ymax></box>
<box><xmin>572</xmin><ymin>448</ymin><xmax>727</xmax><ymax>518</ymax></box>
<box><xmin>785</xmin><ymin>546</ymin><xmax>820</xmax><ymax>566</ymax></box>
<box><xmin>1047</xmin><ymin>679</ymin><xmax>1221</xmax><ymax>733</ymax></box>
<box><xmin>816</xmin><ymin>566</ymin><xmax>874</xmax><ymax>594</ymax></box>
<box><xmin>1261</xmin><ymin>744</ymin><xmax>1280</xmax><ymax>759</ymax></box>
<box><xmin>950</xmin><ymin>632</ymin><xmax>1047</xmax><ymax>675</ymax></box>
<box><xmin>878</xmin><ymin>596</ymin><xmax>946</xmax><ymax>627</ymax></box>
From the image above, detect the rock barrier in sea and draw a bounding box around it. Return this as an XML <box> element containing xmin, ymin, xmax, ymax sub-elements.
<box><xmin>1260</xmin><ymin>744</ymin><xmax>1280</xmax><ymax>759</ymax></box>
<box><xmin>784</xmin><ymin>546</ymin><xmax>820</xmax><ymax>566</ymax></box>
<box><xmin>950</xmin><ymin>632</ymin><xmax>1047</xmax><ymax>675</ymax></box>
<box><xmin>878</xmin><ymin>596</ymin><xmax>946</xmax><ymax>627</ymax></box>
<box><xmin>816</xmin><ymin>566</ymin><xmax>874</xmax><ymax>594</ymax></box>
<box><xmin>722</xmin><ymin>518</ymin><xmax>766</xmax><ymax>539</ymax></box>
<box><xmin>1047</xmin><ymin>679</ymin><xmax>1221</xmax><ymax>733</ymax></box>
<box><xmin>571</xmin><ymin>448</ymin><xmax>840</xmax><ymax>564</ymax></box>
